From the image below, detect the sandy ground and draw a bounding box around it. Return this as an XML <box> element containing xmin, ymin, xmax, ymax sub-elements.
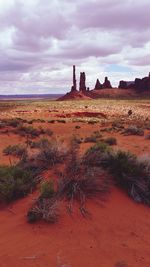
<box><xmin>0</xmin><ymin>99</ymin><xmax>150</xmax><ymax>267</ymax></box>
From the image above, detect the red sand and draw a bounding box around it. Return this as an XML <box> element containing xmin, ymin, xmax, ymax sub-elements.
<box><xmin>0</xmin><ymin>109</ymin><xmax>150</xmax><ymax>267</ymax></box>
<box><xmin>0</xmin><ymin>188</ymin><xmax>150</xmax><ymax>267</ymax></box>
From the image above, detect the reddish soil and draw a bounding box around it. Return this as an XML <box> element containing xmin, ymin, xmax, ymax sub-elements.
<box><xmin>58</xmin><ymin>90</ymin><xmax>91</xmax><ymax>101</ymax></box>
<box><xmin>59</xmin><ymin>88</ymin><xmax>138</xmax><ymax>101</ymax></box>
<box><xmin>0</xmin><ymin>187</ymin><xmax>150</xmax><ymax>267</ymax></box>
<box><xmin>57</xmin><ymin>112</ymin><xmax>107</xmax><ymax>119</ymax></box>
<box><xmin>0</xmin><ymin>106</ymin><xmax>150</xmax><ymax>267</ymax></box>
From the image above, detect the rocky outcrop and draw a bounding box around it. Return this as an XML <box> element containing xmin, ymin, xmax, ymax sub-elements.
<box><xmin>134</xmin><ymin>74</ymin><xmax>150</xmax><ymax>91</ymax></box>
<box><xmin>102</xmin><ymin>77</ymin><xmax>112</xmax><ymax>89</ymax></box>
<box><xmin>94</xmin><ymin>79</ymin><xmax>103</xmax><ymax>90</ymax></box>
<box><xmin>119</xmin><ymin>80</ymin><xmax>128</xmax><ymax>89</ymax></box>
<box><xmin>79</xmin><ymin>72</ymin><xmax>86</xmax><ymax>92</ymax></box>
<box><xmin>118</xmin><ymin>73</ymin><xmax>150</xmax><ymax>91</ymax></box>
<box><xmin>71</xmin><ymin>65</ymin><xmax>77</xmax><ymax>92</ymax></box>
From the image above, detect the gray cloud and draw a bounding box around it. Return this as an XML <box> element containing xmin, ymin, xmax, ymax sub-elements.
<box><xmin>0</xmin><ymin>0</ymin><xmax>149</xmax><ymax>94</ymax></box>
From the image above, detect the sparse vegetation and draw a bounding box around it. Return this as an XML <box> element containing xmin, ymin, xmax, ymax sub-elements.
<box><xmin>84</xmin><ymin>131</ymin><xmax>102</xmax><ymax>143</ymax></box>
<box><xmin>123</xmin><ymin>125</ymin><xmax>144</xmax><ymax>136</ymax></box>
<box><xmin>83</xmin><ymin>142</ymin><xmax>112</xmax><ymax>167</ymax></box>
<box><xmin>40</xmin><ymin>180</ymin><xmax>55</xmax><ymax>198</ymax></box>
<box><xmin>58</xmin><ymin>144</ymin><xmax>109</xmax><ymax>215</ymax></box>
<box><xmin>57</xmin><ymin>119</ymin><xmax>66</xmax><ymax>123</ymax></box>
<box><xmin>75</xmin><ymin>125</ymin><xmax>81</xmax><ymax>129</ymax></box>
<box><xmin>0</xmin><ymin>165</ymin><xmax>35</xmax><ymax>202</ymax></box>
<box><xmin>88</xmin><ymin>120</ymin><xmax>98</xmax><ymax>124</ymax></box>
<box><xmin>36</xmin><ymin>139</ymin><xmax>67</xmax><ymax>169</ymax></box>
<box><xmin>48</xmin><ymin>119</ymin><xmax>55</xmax><ymax>123</ymax></box>
<box><xmin>104</xmin><ymin>137</ymin><xmax>117</xmax><ymax>145</ymax></box>
<box><xmin>3</xmin><ymin>144</ymin><xmax>27</xmax><ymax>158</ymax></box>
<box><xmin>27</xmin><ymin>198</ymin><xmax>59</xmax><ymax>223</ymax></box>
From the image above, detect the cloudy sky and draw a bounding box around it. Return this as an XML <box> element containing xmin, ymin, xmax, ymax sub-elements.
<box><xmin>0</xmin><ymin>0</ymin><xmax>150</xmax><ymax>94</ymax></box>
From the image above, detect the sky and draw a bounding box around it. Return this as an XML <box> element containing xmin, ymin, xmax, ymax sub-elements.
<box><xmin>0</xmin><ymin>0</ymin><xmax>150</xmax><ymax>94</ymax></box>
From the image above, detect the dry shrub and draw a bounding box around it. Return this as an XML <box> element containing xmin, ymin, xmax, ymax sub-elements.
<box><xmin>82</xmin><ymin>142</ymin><xmax>112</xmax><ymax>167</ymax></box>
<box><xmin>123</xmin><ymin>125</ymin><xmax>144</xmax><ymax>136</ymax></box>
<box><xmin>27</xmin><ymin>198</ymin><xmax>59</xmax><ymax>223</ymax></box>
<box><xmin>3</xmin><ymin>144</ymin><xmax>27</xmax><ymax>158</ymax></box>
<box><xmin>0</xmin><ymin>165</ymin><xmax>36</xmax><ymax>202</ymax></box>
<box><xmin>106</xmin><ymin>151</ymin><xmax>150</xmax><ymax>205</ymax></box>
<box><xmin>104</xmin><ymin>137</ymin><xmax>117</xmax><ymax>145</ymax></box>
<box><xmin>36</xmin><ymin>139</ymin><xmax>67</xmax><ymax>168</ymax></box>
<box><xmin>58</xmin><ymin>144</ymin><xmax>110</xmax><ymax>215</ymax></box>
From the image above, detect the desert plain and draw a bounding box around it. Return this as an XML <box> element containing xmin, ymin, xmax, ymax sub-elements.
<box><xmin>0</xmin><ymin>98</ymin><xmax>150</xmax><ymax>267</ymax></box>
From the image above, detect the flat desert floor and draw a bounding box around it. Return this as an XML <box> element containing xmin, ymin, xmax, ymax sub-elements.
<box><xmin>0</xmin><ymin>98</ymin><xmax>150</xmax><ymax>267</ymax></box>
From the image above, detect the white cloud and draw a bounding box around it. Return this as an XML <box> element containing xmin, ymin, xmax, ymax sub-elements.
<box><xmin>0</xmin><ymin>0</ymin><xmax>150</xmax><ymax>94</ymax></box>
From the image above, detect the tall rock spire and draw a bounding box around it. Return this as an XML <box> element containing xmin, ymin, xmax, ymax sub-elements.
<box><xmin>71</xmin><ymin>65</ymin><xmax>77</xmax><ymax>92</ymax></box>
<box><xmin>79</xmin><ymin>72</ymin><xmax>86</xmax><ymax>92</ymax></box>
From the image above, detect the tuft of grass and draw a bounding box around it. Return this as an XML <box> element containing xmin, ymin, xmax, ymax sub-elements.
<box><xmin>75</xmin><ymin>125</ymin><xmax>81</xmax><ymax>129</ymax></box>
<box><xmin>48</xmin><ymin>119</ymin><xmax>55</xmax><ymax>124</ymax></box>
<box><xmin>106</xmin><ymin>151</ymin><xmax>150</xmax><ymax>205</ymax></box>
<box><xmin>58</xmin><ymin>146</ymin><xmax>109</xmax><ymax>215</ymax></box>
<box><xmin>40</xmin><ymin>180</ymin><xmax>55</xmax><ymax>199</ymax></box>
<box><xmin>3</xmin><ymin>145</ymin><xmax>27</xmax><ymax>158</ymax></box>
<box><xmin>123</xmin><ymin>125</ymin><xmax>144</xmax><ymax>136</ymax></box>
<box><xmin>27</xmin><ymin>198</ymin><xmax>59</xmax><ymax>223</ymax></box>
<box><xmin>83</xmin><ymin>142</ymin><xmax>112</xmax><ymax>167</ymax></box>
<box><xmin>36</xmin><ymin>140</ymin><xmax>67</xmax><ymax>169</ymax></box>
<box><xmin>84</xmin><ymin>131</ymin><xmax>102</xmax><ymax>143</ymax></box>
<box><xmin>104</xmin><ymin>137</ymin><xmax>117</xmax><ymax>145</ymax></box>
<box><xmin>57</xmin><ymin>119</ymin><xmax>66</xmax><ymax>123</ymax></box>
<box><xmin>88</xmin><ymin>120</ymin><xmax>98</xmax><ymax>125</ymax></box>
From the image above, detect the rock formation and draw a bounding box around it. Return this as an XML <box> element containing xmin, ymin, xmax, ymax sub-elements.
<box><xmin>71</xmin><ymin>65</ymin><xmax>77</xmax><ymax>92</ymax></box>
<box><xmin>119</xmin><ymin>80</ymin><xmax>128</xmax><ymax>89</ymax></box>
<box><xmin>79</xmin><ymin>72</ymin><xmax>86</xmax><ymax>92</ymax></box>
<box><xmin>118</xmin><ymin>73</ymin><xmax>150</xmax><ymax>92</ymax></box>
<box><xmin>94</xmin><ymin>79</ymin><xmax>103</xmax><ymax>90</ymax></box>
<box><xmin>134</xmin><ymin>73</ymin><xmax>150</xmax><ymax>91</ymax></box>
<box><xmin>102</xmin><ymin>77</ymin><xmax>112</xmax><ymax>89</ymax></box>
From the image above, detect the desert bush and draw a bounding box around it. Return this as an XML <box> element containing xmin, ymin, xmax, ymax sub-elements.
<box><xmin>29</xmin><ymin>138</ymin><xmax>50</xmax><ymax>149</ymax></box>
<box><xmin>40</xmin><ymin>180</ymin><xmax>55</xmax><ymax>198</ymax></box>
<box><xmin>84</xmin><ymin>131</ymin><xmax>102</xmax><ymax>143</ymax></box>
<box><xmin>27</xmin><ymin>198</ymin><xmax>59</xmax><ymax>223</ymax></box>
<box><xmin>16</xmin><ymin>125</ymin><xmax>41</xmax><ymax>138</ymax></box>
<box><xmin>58</xmin><ymin>147</ymin><xmax>109</xmax><ymax>215</ymax></box>
<box><xmin>84</xmin><ymin>136</ymin><xmax>97</xmax><ymax>143</ymax></box>
<box><xmin>3</xmin><ymin>118</ymin><xmax>23</xmax><ymax>128</ymax></box>
<box><xmin>44</xmin><ymin>128</ymin><xmax>53</xmax><ymax>136</ymax></box>
<box><xmin>3</xmin><ymin>144</ymin><xmax>27</xmax><ymax>158</ymax></box>
<box><xmin>88</xmin><ymin>120</ymin><xmax>98</xmax><ymax>124</ymax></box>
<box><xmin>107</xmin><ymin>151</ymin><xmax>150</xmax><ymax>205</ymax></box>
<box><xmin>104</xmin><ymin>137</ymin><xmax>117</xmax><ymax>145</ymax></box>
<box><xmin>71</xmin><ymin>136</ymin><xmax>82</xmax><ymax>145</ymax></box>
<box><xmin>75</xmin><ymin>125</ymin><xmax>81</xmax><ymax>129</ymax></box>
<box><xmin>112</xmin><ymin>120</ymin><xmax>124</xmax><ymax>129</ymax></box>
<box><xmin>0</xmin><ymin>165</ymin><xmax>35</xmax><ymax>202</ymax></box>
<box><xmin>36</xmin><ymin>140</ymin><xmax>67</xmax><ymax>168</ymax></box>
<box><xmin>83</xmin><ymin>143</ymin><xmax>150</xmax><ymax>205</ymax></box>
<box><xmin>48</xmin><ymin>119</ymin><xmax>55</xmax><ymax>124</ymax></box>
<box><xmin>57</xmin><ymin>119</ymin><xmax>66</xmax><ymax>123</ymax></box>
<box><xmin>123</xmin><ymin>126</ymin><xmax>144</xmax><ymax>136</ymax></box>
<box><xmin>93</xmin><ymin>131</ymin><xmax>102</xmax><ymax>138</ymax></box>
<box><xmin>83</xmin><ymin>142</ymin><xmax>112</xmax><ymax>167</ymax></box>
<box><xmin>58</xmin><ymin>167</ymin><xmax>109</xmax><ymax>202</ymax></box>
